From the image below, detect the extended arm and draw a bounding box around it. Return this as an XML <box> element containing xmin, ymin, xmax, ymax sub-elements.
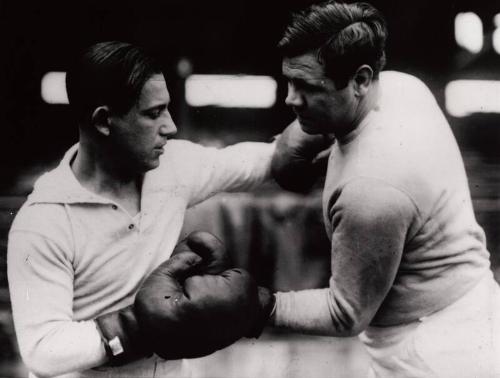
<box><xmin>178</xmin><ymin>139</ymin><xmax>275</xmax><ymax>207</ymax></box>
<box><xmin>271</xmin><ymin>179</ymin><xmax>416</xmax><ymax>336</ymax></box>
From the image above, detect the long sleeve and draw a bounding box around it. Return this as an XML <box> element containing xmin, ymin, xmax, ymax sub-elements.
<box><xmin>175</xmin><ymin>140</ymin><xmax>275</xmax><ymax>207</ymax></box>
<box><xmin>8</xmin><ymin>229</ymin><xmax>107</xmax><ymax>377</ymax></box>
<box><xmin>272</xmin><ymin>179</ymin><xmax>417</xmax><ymax>336</ymax></box>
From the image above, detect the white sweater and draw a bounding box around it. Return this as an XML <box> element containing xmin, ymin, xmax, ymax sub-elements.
<box><xmin>274</xmin><ymin>71</ymin><xmax>491</xmax><ymax>335</ymax></box>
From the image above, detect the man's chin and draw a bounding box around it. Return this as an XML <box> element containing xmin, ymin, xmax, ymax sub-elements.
<box><xmin>149</xmin><ymin>160</ymin><xmax>161</xmax><ymax>170</ymax></box>
<box><xmin>142</xmin><ymin>158</ymin><xmax>160</xmax><ymax>172</ymax></box>
<box><xmin>298</xmin><ymin>120</ymin><xmax>322</xmax><ymax>135</ymax></box>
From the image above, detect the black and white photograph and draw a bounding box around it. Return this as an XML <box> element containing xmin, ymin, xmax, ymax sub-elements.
<box><xmin>0</xmin><ymin>1</ymin><xmax>499</xmax><ymax>377</ymax></box>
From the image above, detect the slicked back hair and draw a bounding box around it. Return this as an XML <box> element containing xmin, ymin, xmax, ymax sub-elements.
<box><xmin>66</xmin><ymin>41</ymin><xmax>162</xmax><ymax>124</ymax></box>
<box><xmin>279</xmin><ymin>1</ymin><xmax>387</xmax><ymax>88</ymax></box>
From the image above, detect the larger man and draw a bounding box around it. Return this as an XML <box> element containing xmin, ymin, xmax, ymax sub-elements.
<box><xmin>271</xmin><ymin>2</ymin><xmax>500</xmax><ymax>377</ymax></box>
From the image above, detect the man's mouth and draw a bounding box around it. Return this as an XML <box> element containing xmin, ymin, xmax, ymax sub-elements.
<box><xmin>297</xmin><ymin>114</ymin><xmax>312</xmax><ymax>124</ymax></box>
<box><xmin>154</xmin><ymin>142</ymin><xmax>167</xmax><ymax>153</ymax></box>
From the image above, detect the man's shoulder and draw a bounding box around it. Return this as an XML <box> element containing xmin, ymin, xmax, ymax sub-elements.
<box><xmin>10</xmin><ymin>199</ymin><xmax>69</xmax><ymax>236</ymax></box>
<box><xmin>8</xmin><ymin>200</ymin><xmax>74</xmax><ymax>266</ymax></box>
<box><xmin>379</xmin><ymin>71</ymin><xmax>436</xmax><ymax>108</ymax></box>
<box><xmin>164</xmin><ymin>138</ymin><xmax>201</xmax><ymax>153</ymax></box>
<box><xmin>380</xmin><ymin>71</ymin><xmax>429</xmax><ymax>90</ymax></box>
<box><xmin>160</xmin><ymin>139</ymin><xmax>204</xmax><ymax>165</ymax></box>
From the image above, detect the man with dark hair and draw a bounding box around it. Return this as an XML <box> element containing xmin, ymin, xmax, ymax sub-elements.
<box><xmin>271</xmin><ymin>1</ymin><xmax>500</xmax><ymax>377</ymax></box>
<box><xmin>7</xmin><ymin>41</ymin><xmax>275</xmax><ymax>378</ymax></box>
<box><xmin>278</xmin><ymin>1</ymin><xmax>386</xmax><ymax>91</ymax></box>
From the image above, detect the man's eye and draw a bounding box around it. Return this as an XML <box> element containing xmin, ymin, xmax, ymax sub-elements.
<box><xmin>302</xmin><ymin>82</ymin><xmax>321</xmax><ymax>92</ymax></box>
<box><xmin>292</xmin><ymin>80</ymin><xmax>318</xmax><ymax>92</ymax></box>
<box><xmin>147</xmin><ymin>109</ymin><xmax>162</xmax><ymax>119</ymax></box>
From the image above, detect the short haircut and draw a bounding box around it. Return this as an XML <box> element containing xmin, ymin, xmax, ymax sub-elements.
<box><xmin>66</xmin><ymin>41</ymin><xmax>162</xmax><ymax>123</ymax></box>
<box><xmin>278</xmin><ymin>1</ymin><xmax>387</xmax><ymax>88</ymax></box>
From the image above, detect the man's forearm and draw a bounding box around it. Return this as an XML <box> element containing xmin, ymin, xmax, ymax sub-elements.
<box><xmin>19</xmin><ymin>320</ymin><xmax>107</xmax><ymax>377</ymax></box>
<box><xmin>272</xmin><ymin>288</ymin><xmax>365</xmax><ymax>337</ymax></box>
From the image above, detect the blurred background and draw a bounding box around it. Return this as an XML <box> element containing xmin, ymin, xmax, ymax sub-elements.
<box><xmin>1</xmin><ymin>0</ymin><xmax>500</xmax><ymax>376</ymax></box>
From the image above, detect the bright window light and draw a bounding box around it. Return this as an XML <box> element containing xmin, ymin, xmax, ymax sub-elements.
<box><xmin>445</xmin><ymin>80</ymin><xmax>500</xmax><ymax>117</ymax></box>
<box><xmin>493</xmin><ymin>28</ymin><xmax>500</xmax><ymax>54</ymax></box>
<box><xmin>494</xmin><ymin>14</ymin><xmax>500</xmax><ymax>54</ymax></box>
<box><xmin>494</xmin><ymin>13</ymin><xmax>500</xmax><ymax>28</ymax></box>
<box><xmin>454</xmin><ymin>12</ymin><xmax>483</xmax><ymax>53</ymax></box>
<box><xmin>41</xmin><ymin>71</ymin><xmax>68</xmax><ymax>104</ymax></box>
<box><xmin>185</xmin><ymin>74</ymin><xmax>277</xmax><ymax>108</ymax></box>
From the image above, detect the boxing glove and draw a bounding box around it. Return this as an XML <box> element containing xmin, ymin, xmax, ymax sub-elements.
<box><xmin>172</xmin><ymin>231</ymin><xmax>230</xmax><ymax>274</ymax></box>
<box><xmin>96</xmin><ymin>232</ymin><xmax>274</xmax><ymax>365</ymax></box>
<box><xmin>94</xmin><ymin>249</ymin><xmax>206</xmax><ymax>366</ymax></box>
<box><xmin>94</xmin><ymin>249</ymin><xmax>223</xmax><ymax>365</ymax></box>
<box><xmin>134</xmin><ymin>250</ymin><xmax>273</xmax><ymax>360</ymax></box>
<box><xmin>172</xmin><ymin>231</ymin><xmax>275</xmax><ymax>338</ymax></box>
<box><xmin>271</xmin><ymin>119</ymin><xmax>333</xmax><ymax>192</ymax></box>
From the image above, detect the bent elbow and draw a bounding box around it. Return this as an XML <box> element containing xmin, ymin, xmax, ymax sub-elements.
<box><xmin>327</xmin><ymin>291</ymin><xmax>372</xmax><ymax>337</ymax></box>
<box><xmin>344</xmin><ymin>322</ymin><xmax>368</xmax><ymax>337</ymax></box>
<box><xmin>332</xmin><ymin>319</ymin><xmax>368</xmax><ymax>337</ymax></box>
<box><xmin>24</xmin><ymin>360</ymin><xmax>56</xmax><ymax>378</ymax></box>
<box><xmin>23</xmin><ymin>346</ymin><xmax>72</xmax><ymax>378</ymax></box>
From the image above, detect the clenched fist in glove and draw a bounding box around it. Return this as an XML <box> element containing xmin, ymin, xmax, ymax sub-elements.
<box><xmin>171</xmin><ymin>231</ymin><xmax>230</xmax><ymax>274</ymax></box>
<box><xmin>171</xmin><ymin>231</ymin><xmax>274</xmax><ymax>338</ymax></box>
<box><xmin>134</xmin><ymin>232</ymin><xmax>275</xmax><ymax>360</ymax></box>
<box><xmin>95</xmin><ymin>232</ymin><xmax>274</xmax><ymax>366</ymax></box>
<box><xmin>172</xmin><ymin>231</ymin><xmax>275</xmax><ymax>338</ymax></box>
<box><xmin>271</xmin><ymin>119</ymin><xmax>333</xmax><ymax>193</ymax></box>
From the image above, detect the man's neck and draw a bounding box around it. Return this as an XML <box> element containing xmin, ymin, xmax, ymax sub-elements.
<box><xmin>353</xmin><ymin>79</ymin><xmax>380</xmax><ymax>128</ymax></box>
<box><xmin>335</xmin><ymin>79</ymin><xmax>380</xmax><ymax>140</ymax></box>
<box><xmin>71</xmin><ymin>138</ymin><xmax>142</xmax><ymax>216</ymax></box>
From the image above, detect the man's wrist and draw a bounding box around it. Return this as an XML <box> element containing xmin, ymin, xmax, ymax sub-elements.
<box><xmin>95</xmin><ymin>305</ymin><xmax>153</xmax><ymax>366</ymax></box>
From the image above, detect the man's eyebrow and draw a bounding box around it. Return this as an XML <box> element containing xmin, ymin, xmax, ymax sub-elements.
<box><xmin>141</xmin><ymin>103</ymin><xmax>167</xmax><ymax>112</ymax></box>
<box><xmin>286</xmin><ymin>76</ymin><xmax>323</xmax><ymax>87</ymax></box>
<box><xmin>282</xmin><ymin>72</ymin><xmax>305</xmax><ymax>83</ymax></box>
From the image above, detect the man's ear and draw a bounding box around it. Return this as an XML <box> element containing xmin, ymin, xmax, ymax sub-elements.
<box><xmin>352</xmin><ymin>65</ymin><xmax>374</xmax><ymax>97</ymax></box>
<box><xmin>91</xmin><ymin>106</ymin><xmax>111</xmax><ymax>136</ymax></box>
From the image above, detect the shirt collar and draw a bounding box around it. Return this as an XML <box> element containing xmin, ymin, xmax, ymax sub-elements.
<box><xmin>27</xmin><ymin>143</ymin><xmax>115</xmax><ymax>205</ymax></box>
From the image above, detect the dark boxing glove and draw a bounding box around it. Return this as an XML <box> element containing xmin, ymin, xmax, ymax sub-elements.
<box><xmin>171</xmin><ymin>231</ymin><xmax>275</xmax><ymax>338</ymax></box>
<box><xmin>134</xmin><ymin>250</ymin><xmax>274</xmax><ymax>360</ymax></box>
<box><xmin>172</xmin><ymin>231</ymin><xmax>230</xmax><ymax>274</ymax></box>
<box><xmin>271</xmin><ymin>119</ymin><xmax>333</xmax><ymax>193</ymax></box>
<box><xmin>93</xmin><ymin>233</ymin><xmax>227</xmax><ymax>366</ymax></box>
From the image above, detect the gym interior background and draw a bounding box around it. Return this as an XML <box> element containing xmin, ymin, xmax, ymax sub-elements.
<box><xmin>0</xmin><ymin>0</ymin><xmax>499</xmax><ymax>376</ymax></box>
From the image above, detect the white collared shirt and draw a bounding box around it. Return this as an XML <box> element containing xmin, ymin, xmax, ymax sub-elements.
<box><xmin>8</xmin><ymin>139</ymin><xmax>274</xmax><ymax>378</ymax></box>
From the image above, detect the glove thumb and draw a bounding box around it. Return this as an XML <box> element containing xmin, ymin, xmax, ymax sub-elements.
<box><xmin>173</xmin><ymin>231</ymin><xmax>230</xmax><ymax>274</ymax></box>
<box><xmin>153</xmin><ymin>251</ymin><xmax>203</xmax><ymax>282</ymax></box>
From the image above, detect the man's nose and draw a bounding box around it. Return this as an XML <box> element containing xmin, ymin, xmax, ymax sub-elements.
<box><xmin>160</xmin><ymin>114</ymin><xmax>177</xmax><ymax>137</ymax></box>
<box><xmin>284</xmin><ymin>84</ymin><xmax>304</xmax><ymax>107</ymax></box>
